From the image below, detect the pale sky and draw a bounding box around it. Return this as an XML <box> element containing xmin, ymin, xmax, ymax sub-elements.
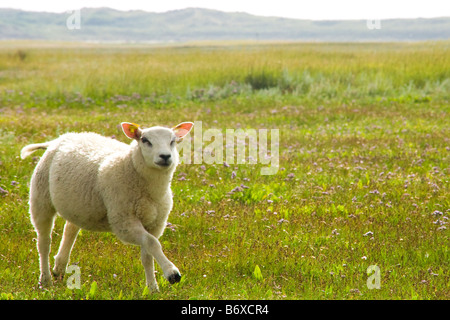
<box><xmin>1</xmin><ymin>0</ymin><xmax>449</xmax><ymax>20</ymax></box>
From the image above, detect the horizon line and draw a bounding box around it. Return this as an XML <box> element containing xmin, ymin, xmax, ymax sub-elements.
<box><xmin>1</xmin><ymin>6</ymin><xmax>449</xmax><ymax>22</ymax></box>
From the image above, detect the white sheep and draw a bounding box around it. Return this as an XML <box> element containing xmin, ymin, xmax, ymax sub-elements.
<box><xmin>20</xmin><ymin>121</ymin><xmax>194</xmax><ymax>292</ymax></box>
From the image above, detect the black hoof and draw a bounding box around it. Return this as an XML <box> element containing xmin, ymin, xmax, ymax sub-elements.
<box><xmin>168</xmin><ymin>272</ymin><xmax>181</xmax><ymax>284</ymax></box>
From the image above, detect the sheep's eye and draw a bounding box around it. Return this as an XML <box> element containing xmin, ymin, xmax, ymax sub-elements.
<box><xmin>170</xmin><ymin>140</ymin><xmax>175</xmax><ymax>147</ymax></box>
<box><xmin>142</xmin><ymin>137</ymin><xmax>152</xmax><ymax>146</ymax></box>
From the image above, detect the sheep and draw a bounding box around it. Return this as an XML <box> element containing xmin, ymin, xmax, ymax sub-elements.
<box><xmin>20</xmin><ymin>121</ymin><xmax>194</xmax><ymax>292</ymax></box>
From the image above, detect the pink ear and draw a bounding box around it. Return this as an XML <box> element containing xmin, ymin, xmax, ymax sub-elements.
<box><xmin>121</xmin><ymin>122</ymin><xmax>142</xmax><ymax>140</ymax></box>
<box><xmin>173</xmin><ymin>122</ymin><xmax>194</xmax><ymax>140</ymax></box>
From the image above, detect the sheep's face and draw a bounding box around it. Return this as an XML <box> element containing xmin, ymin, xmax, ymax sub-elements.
<box><xmin>139</xmin><ymin>127</ymin><xmax>178</xmax><ymax>169</ymax></box>
<box><xmin>121</xmin><ymin>122</ymin><xmax>194</xmax><ymax>170</ymax></box>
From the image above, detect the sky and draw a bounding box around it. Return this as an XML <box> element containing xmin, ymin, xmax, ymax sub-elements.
<box><xmin>1</xmin><ymin>0</ymin><xmax>449</xmax><ymax>20</ymax></box>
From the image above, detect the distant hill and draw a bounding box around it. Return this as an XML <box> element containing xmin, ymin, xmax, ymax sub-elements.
<box><xmin>0</xmin><ymin>7</ymin><xmax>449</xmax><ymax>42</ymax></box>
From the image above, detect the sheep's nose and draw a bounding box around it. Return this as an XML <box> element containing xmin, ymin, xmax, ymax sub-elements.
<box><xmin>159</xmin><ymin>154</ymin><xmax>171</xmax><ymax>162</ymax></box>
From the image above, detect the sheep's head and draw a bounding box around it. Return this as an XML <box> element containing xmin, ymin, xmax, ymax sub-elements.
<box><xmin>121</xmin><ymin>122</ymin><xmax>193</xmax><ymax>170</ymax></box>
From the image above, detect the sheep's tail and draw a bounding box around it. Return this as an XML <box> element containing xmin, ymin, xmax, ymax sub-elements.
<box><xmin>20</xmin><ymin>142</ymin><xmax>51</xmax><ymax>159</ymax></box>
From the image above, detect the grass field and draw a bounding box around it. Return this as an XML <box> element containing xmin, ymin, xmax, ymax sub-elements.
<box><xmin>0</xmin><ymin>40</ymin><xmax>449</xmax><ymax>300</ymax></box>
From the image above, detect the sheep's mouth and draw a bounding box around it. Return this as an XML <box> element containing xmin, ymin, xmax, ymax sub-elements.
<box><xmin>156</xmin><ymin>161</ymin><xmax>172</xmax><ymax>167</ymax></box>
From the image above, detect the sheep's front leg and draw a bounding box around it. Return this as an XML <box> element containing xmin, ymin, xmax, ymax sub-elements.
<box><xmin>114</xmin><ymin>221</ymin><xmax>181</xmax><ymax>286</ymax></box>
<box><xmin>141</xmin><ymin>251</ymin><xmax>159</xmax><ymax>292</ymax></box>
<box><xmin>140</xmin><ymin>232</ymin><xmax>181</xmax><ymax>284</ymax></box>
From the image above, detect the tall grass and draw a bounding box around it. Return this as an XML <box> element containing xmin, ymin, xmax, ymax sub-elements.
<box><xmin>1</xmin><ymin>41</ymin><xmax>449</xmax><ymax>107</ymax></box>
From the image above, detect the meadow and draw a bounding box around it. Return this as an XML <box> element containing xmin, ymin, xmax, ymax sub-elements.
<box><xmin>0</xmin><ymin>40</ymin><xmax>449</xmax><ymax>300</ymax></box>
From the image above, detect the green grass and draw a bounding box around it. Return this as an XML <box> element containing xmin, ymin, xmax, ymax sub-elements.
<box><xmin>0</xmin><ymin>40</ymin><xmax>449</xmax><ymax>300</ymax></box>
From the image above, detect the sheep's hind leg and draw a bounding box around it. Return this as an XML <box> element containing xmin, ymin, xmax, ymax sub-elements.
<box><xmin>53</xmin><ymin>221</ymin><xmax>80</xmax><ymax>280</ymax></box>
<box><xmin>31</xmin><ymin>209</ymin><xmax>56</xmax><ymax>287</ymax></box>
<box><xmin>28</xmin><ymin>145</ymin><xmax>59</xmax><ymax>287</ymax></box>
